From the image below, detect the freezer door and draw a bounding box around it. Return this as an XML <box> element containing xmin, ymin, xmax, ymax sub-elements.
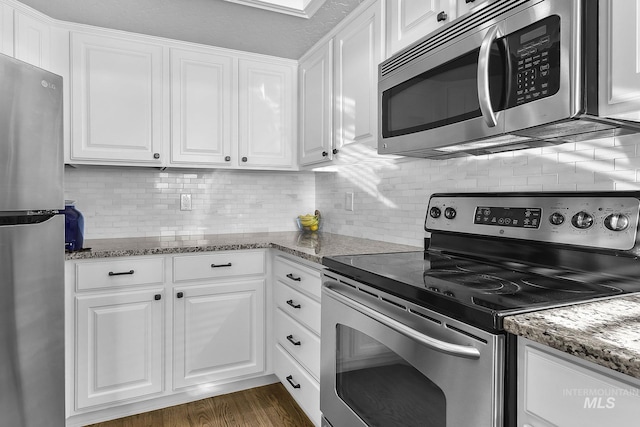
<box><xmin>0</xmin><ymin>53</ymin><xmax>63</xmax><ymax>211</ymax></box>
<box><xmin>0</xmin><ymin>215</ymin><xmax>64</xmax><ymax>427</ymax></box>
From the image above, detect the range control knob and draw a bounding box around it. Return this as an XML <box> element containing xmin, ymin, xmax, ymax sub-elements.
<box><xmin>571</xmin><ymin>211</ymin><xmax>594</xmax><ymax>229</ymax></box>
<box><xmin>444</xmin><ymin>207</ymin><xmax>457</xmax><ymax>219</ymax></box>
<box><xmin>604</xmin><ymin>213</ymin><xmax>630</xmax><ymax>231</ymax></box>
<box><xmin>549</xmin><ymin>212</ymin><xmax>565</xmax><ymax>226</ymax></box>
<box><xmin>429</xmin><ymin>207</ymin><xmax>442</xmax><ymax>218</ymax></box>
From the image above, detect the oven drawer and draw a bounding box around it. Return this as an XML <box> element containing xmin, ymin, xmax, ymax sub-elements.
<box><xmin>275</xmin><ymin>307</ymin><xmax>320</xmax><ymax>380</ymax></box>
<box><xmin>274</xmin><ymin>280</ymin><xmax>321</xmax><ymax>334</ymax></box>
<box><xmin>274</xmin><ymin>256</ymin><xmax>322</xmax><ymax>300</ymax></box>
<box><xmin>75</xmin><ymin>257</ymin><xmax>165</xmax><ymax>291</ymax></box>
<box><xmin>274</xmin><ymin>343</ymin><xmax>320</xmax><ymax>426</ymax></box>
<box><xmin>173</xmin><ymin>250</ymin><xmax>265</xmax><ymax>282</ymax></box>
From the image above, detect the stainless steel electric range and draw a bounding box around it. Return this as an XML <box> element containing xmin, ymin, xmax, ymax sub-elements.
<box><xmin>320</xmin><ymin>192</ymin><xmax>640</xmax><ymax>427</ymax></box>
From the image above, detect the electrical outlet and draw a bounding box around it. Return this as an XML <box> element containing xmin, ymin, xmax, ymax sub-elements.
<box><xmin>345</xmin><ymin>192</ymin><xmax>354</xmax><ymax>211</ymax></box>
<box><xmin>180</xmin><ymin>194</ymin><xmax>192</xmax><ymax>211</ymax></box>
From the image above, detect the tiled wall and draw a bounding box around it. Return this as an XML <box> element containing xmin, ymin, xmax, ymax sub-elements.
<box><xmin>67</xmin><ymin>134</ymin><xmax>640</xmax><ymax>245</ymax></box>
<box><xmin>64</xmin><ymin>166</ymin><xmax>316</xmax><ymax>239</ymax></box>
<box><xmin>315</xmin><ymin>134</ymin><xmax>640</xmax><ymax>248</ymax></box>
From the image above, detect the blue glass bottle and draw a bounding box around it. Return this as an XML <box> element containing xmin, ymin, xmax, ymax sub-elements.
<box><xmin>64</xmin><ymin>200</ymin><xmax>85</xmax><ymax>251</ymax></box>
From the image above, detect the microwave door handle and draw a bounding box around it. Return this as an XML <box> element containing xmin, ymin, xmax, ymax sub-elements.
<box><xmin>324</xmin><ymin>286</ymin><xmax>481</xmax><ymax>360</ymax></box>
<box><xmin>477</xmin><ymin>25</ymin><xmax>502</xmax><ymax>127</ymax></box>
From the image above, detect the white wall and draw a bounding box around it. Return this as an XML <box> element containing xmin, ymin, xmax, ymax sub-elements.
<box><xmin>316</xmin><ymin>134</ymin><xmax>640</xmax><ymax>247</ymax></box>
<box><xmin>64</xmin><ymin>166</ymin><xmax>316</xmax><ymax>239</ymax></box>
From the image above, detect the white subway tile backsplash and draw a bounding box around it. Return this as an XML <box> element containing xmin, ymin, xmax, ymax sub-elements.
<box><xmin>317</xmin><ymin>134</ymin><xmax>640</xmax><ymax>247</ymax></box>
<box><xmin>65</xmin><ymin>166</ymin><xmax>316</xmax><ymax>239</ymax></box>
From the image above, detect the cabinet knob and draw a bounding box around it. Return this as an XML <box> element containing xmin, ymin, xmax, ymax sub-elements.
<box><xmin>332</xmin><ymin>148</ymin><xmax>339</xmax><ymax>155</ymax></box>
<box><xmin>322</xmin><ymin>151</ymin><xmax>328</xmax><ymax>157</ymax></box>
<box><xmin>225</xmin><ymin>156</ymin><xmax>231</xmax><ymax>162</ymax></box>
<box><xmin>153</xmin><ymin>153</ymin><xmax>160</xmax><ymax>159</ymax></box>
<box><xmin>177</xmin><ymin>292</ymin><xmax>184</xmax><ymax>299</ymax></box>
<box><xmin>241</xmin><ymin>157</ymin><xmax>248</xmax><ymax>162</ymax></box>
<box><xmin>466</xmin><ymin>0</ymin><xmax>476</xmax><ymax>3</ymax></box>
<box><xmin>154</xmin><ymin>294</ymin><xmax>162</xmax><ymax>301</ymax></box>
<box><xmin>437</xmin><ymin>11</ymin><xmax>448</xmax><ymax>21</ymax></box>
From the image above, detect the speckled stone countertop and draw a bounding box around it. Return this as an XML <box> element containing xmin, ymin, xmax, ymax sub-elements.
<box><xmin>504</xmin><ymin>294</ymin><xmax>640</xmax><ymax>380</ymax></box>
<box><xmin>65</xmin><ymin>232</ymin><xmax>421</xmax><ymax>264</ymax></box>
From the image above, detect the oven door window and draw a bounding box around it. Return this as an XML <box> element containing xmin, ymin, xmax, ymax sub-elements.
<box><xmin>335</xmin><ymin>324</ymin><xmax>446</xmax><ymax>427</ymax></box>
<box><xmin>381</xmin><ymin>43</ymin><xmax>506</xmax><ymax>138</ymax></box>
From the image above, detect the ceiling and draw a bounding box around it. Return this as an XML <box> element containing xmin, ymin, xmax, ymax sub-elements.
<box><xmin>18</xmin><ymin>0</ymin><xmax>363</xmax><ymax>59</ymax></box>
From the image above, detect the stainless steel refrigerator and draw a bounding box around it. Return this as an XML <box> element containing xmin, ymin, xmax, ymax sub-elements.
<box><xmin>0</xmin><ymin>53</ymin><xmax>64</xmax><ymax>426</ymax></box>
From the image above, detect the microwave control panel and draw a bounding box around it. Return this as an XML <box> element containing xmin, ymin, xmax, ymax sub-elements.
<box><xmin>506</xmin><ymin>15</ymin><xmax>561</xmax><ymax>108</ymax></box>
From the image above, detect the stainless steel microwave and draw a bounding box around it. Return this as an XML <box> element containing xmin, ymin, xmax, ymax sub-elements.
<box><xmin>378</xmin><ymin>0</ymin><xmax>640</xmax><ymax>159</ymax></box>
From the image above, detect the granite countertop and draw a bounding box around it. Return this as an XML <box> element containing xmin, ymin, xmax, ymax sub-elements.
<box><xmin>504</xmin><ymin>294</ymin><xmax>640</xmax><ymax>380</ymax></box>
<box><xmin>65</xmin><ymin>231</ymin><xmax>421</xmax><ymax>264</ymax></box>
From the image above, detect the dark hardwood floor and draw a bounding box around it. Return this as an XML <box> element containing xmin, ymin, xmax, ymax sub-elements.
<box><xmin>86</xmin><ymin>383</ymin><xmax>314</xmax><ymax>427</ymax></box>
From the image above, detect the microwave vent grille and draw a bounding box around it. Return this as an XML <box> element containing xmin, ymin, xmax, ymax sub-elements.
<box><xmin>380</xmin><ymin>0</ymin><xmax>531</xmax><ymax>77</ymax></box>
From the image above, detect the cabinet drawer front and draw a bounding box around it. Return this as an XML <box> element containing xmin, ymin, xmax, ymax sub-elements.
<box><xmin>274</xmin><ymin>344</ymin><xmax>320</xmax><ymax>426</ymax></box>
<box><xmin>275</xmin><ymin>308</ymin><xmax>320</xmax><ymax>380</ymax></box>
<box><xmin>173</xmin><ymin>251</ymin><xmax>265</xmax><ymax>282</ymax></box>
<box><xmin>274</xmin><ymin>281</ymin><xmax>320</xmax><ymax>334</ymax></box>
<box><xmin>274</xmin><ymin>256</ymin><xmax>322</xmax><ymax>300</ymax></box>
<box><xmin>75</xmin><ymin>257</ymin><xmax>165</xmax><ymax>291</ymax></box>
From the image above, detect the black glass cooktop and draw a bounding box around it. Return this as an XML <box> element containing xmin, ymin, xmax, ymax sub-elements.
<box><xmin>322</xmin><ymin>251</ymin><xmax>627</xmax><ymax>331</ymax></box>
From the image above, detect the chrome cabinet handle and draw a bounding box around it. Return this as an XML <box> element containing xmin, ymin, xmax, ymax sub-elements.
<box><xmin>286</xmin><ymin>334</ymin><xmax>301</xmax><ymax>346</ymax></box>
<box><xmin>108</xmin><ymin>270</ymin><xmax>134</xmax><ymax>276</ymax></box>
<box><xmin>286</xmin><ymin>273</ymin><xmax>301</xmax><ymax>282</ymax></box>
<box><xmin>324</xmin><ymin>286</ymin><xmax>481</xmax><ymax>360</ymax></box>
<box><xmin>211</xmin><ymin>263</ymin><xmax>232</xmax><ymax>268</ymax></box>
<box><xmin>477</xmin><ymin>25</ymin><xmax>502</xmax><ymax>128</ymax></box>
<box><xmin>286</xmin><ymin>375</ymin><xmax>301</xmax><ymax>389</ymax></box>
<box><xmin>286</xmin><ymin>299</ymin><xmax>301</xmax><ymax>309</ymax></box>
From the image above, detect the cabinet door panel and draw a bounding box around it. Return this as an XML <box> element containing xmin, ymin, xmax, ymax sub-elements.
<box><xmin>170</xmin><ymin>49</ymin><xmax>233</xmax><ymax>165</ymax></box>
<box><xmin>239</xmin><ymin>59</ymin><xmax>294</xmax><ymax>168</ymax></box>
<box><xmin>299</xmin><ymin>41</ymin><xmax>333</xmax><ymax>166</ymax></box>
<box><xmin>70</xmin><ymin>32</ymin><xmax>164</xmax><ymax>163</ymax></box>
<box><xmin>335</xmin><ymin>4</ymin><xmax>380</xmax><ymax>150</ymax></box>
<box><xmin>0</xmin><ymin>5</ymin><xmax>13</xmax><ymax>57</ymax></box>
<box><xmin>13</xmin><ymin>11</ymin><xmax>50</xmax><ymax>69</ymax></box>
<box><xmin>599</xmin><ymin>0</ymin><xmax>640</xmax><ymax>121</ymax></box>
<box><xmin>76</xmin><ymin>289</ymin><xmax>163</xmax><ymax>409</ymax></box>
<box><xmin>173</xmin><ymin>279</ymin><xmax>265</xmax><ymax>389</ymax></box>
<box><xmin>387</xmin><ymin>0</ymin><xmax>451</xmax><ymax>55</ymax></box>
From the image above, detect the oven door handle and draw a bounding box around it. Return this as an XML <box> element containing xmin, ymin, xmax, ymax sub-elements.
<box><xmin>477</xmin><ymin>24</ymin><xmax>502</xmax><ymax>128</ymax></box>
<box><xmin>324</xmin><ymin>286</ymin><xmax>481</xmax><ymax>360</ymax></box>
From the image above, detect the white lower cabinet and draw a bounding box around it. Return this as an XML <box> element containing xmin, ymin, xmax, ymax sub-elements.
<box><xmin>172</xmin><ymin>279</ymin><xmax>265</xmax><ymax>389</ymax></box>
<box><xmin>272</xmin><ymin>255</ymin><xmax>323</xmax><ymax>426</ymax></box>
<box><xmin>67</xmin><ymin>250</ymin><xmax>270</xmax><ymax>425</ymax></box>
<box><xmin>518</xmin><ymin>337</ymin><xmax>640</xmax><ymax>426</ymax></box>
<box><xmin>75</xmin><ymin>288</ymin><xmax>164</xmax><ymax>409</ymax></box>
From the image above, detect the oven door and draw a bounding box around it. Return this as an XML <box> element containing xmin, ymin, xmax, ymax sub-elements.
<box><xmin>320</xmin><ymin>277</ymin><xmax>504</xmax><ymax>427</ymax></box>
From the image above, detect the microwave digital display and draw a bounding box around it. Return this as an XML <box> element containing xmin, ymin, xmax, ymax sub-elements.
<box><xmin>521</xmin><ymin>25</ymin><xmax>547</xmax><ymax>44</ymax></box>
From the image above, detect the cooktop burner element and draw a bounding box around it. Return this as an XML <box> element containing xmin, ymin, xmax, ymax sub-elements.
<box><xmin>323</xmin><ymin>192</ymin><xmax>640</xmax><ymax>331</ymax></box>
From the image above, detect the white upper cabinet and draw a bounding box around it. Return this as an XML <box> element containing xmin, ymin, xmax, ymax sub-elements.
<box><xmin>334</xmin><ymin>2</ymin><xmax>382</xmax><ymax>151</ymax></box>
<box><xmin>386</xmin><ymin>0</ymin><xmax>454</xmax><ymax>56</ymax></box>
<box><xmin>0</xmin><ymin>4</ymin><xmax>13</xmax><ymax>56</ymax></box>
<box><xmin>599</xmin><ymin>0</ymin><xmax>640</xmax><ymax>122</ymax></box>
<box><xmin>70</xmin><ymin>32</ymin><xmax>165</xmax><ymax>165</ymax></box>
<box><xmin>170</xmin><ymin>48</ymin><xmax>233</xmax><ymax>166</ymax></box>
<box><xmin>298</xmin><ymin>40</ymin><xmax>334</xmax><ymax>166</ymax></box>
<box><xmin>13</xmin><ymin>10</ymin><xmax>50</xmax><ymax>68</ymax></box>
<box><xmin>238</xmin><ymin>58</ymin><xmax>295</xmax><ymax>169</ymax></box>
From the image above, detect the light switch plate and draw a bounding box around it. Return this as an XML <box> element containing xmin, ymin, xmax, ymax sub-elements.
<box><xmin>345</xmin><ymin>192</ymin><xmax>354</xmax><ymax>211</ymax></box>
<box><xmin>180</xmin><ymin>194</ymin><xmax>192</xmax><ymax>211</ymax></box>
